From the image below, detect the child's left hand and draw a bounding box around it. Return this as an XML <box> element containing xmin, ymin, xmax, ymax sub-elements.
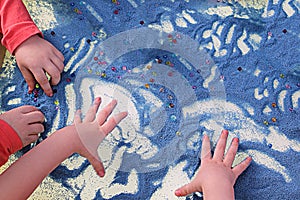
<box><xmin>14</xmin><ymin>34</ymin><xmax>65</xmax><ymax>97</ymax></box>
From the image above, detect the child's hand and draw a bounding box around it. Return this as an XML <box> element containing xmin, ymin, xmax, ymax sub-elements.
<box><xmin>14</xmin><ymin>34</ymin><xmax>64</xmax><ymax>97</ymax></box>
<box><xmin>73</xmin><ymin>97</ymin><xmax>128</xmax><ymax>177</ymax></box>
<box><xmin>175</xmin><ymin>130</ymin><xmax>252</xmax><ymax>199</ymax></box>
<box><xmin>0</xmin><ymin>106</ymin><xmax>45</xmax><ymax>148</ymax></box>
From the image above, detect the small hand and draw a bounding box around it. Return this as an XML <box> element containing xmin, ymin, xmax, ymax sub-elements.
<box><xmin>74</xmin><ymin>97</ymin><xmax>128</xmax><ymax>177</ymax></box>
<box><xmin>175</xmin><ymin>130</ymin><xmax>252</xmax><ymax>198</ymax></box>
<box><xmin>0</xmin><ymin>106</ymin><xmax>45</xmax><ymax>148</ymax></box>
<box><xmin>14</xmin><ymin>34</ymin><xmax>65</xmax><ymax>97</ymax></box>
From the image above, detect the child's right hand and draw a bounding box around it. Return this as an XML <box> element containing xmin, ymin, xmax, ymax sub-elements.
<box><xmin>0</xmin><ymin>106</ymin><xmax>45</xmax><ymax>147</ymax></box>
<box><xmin>14</xmin><ymin>34</ymin><xmax>64</xmax><ymax>97</ymax></box>
<box><xmin>73</xmin><ymin>97</ymin><xmax>128</xmax><ymax>177</ymax></box>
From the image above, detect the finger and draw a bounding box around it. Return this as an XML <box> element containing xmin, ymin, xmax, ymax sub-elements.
<box><xmin>88</xmin><ymin>156</ymin><xmax>106</xmax><ymax>177</ymax></box>
<box><xmin>23</xmin><ymin>134</ymin><xmax>39</xmax><ymax>146</ymax></box>
<box><xmin>19</xmin><ymin>105</ymin><xmax>40</xmax><ymax>114</ymax></box>
<box><xmin>97</xmin><ymin>99</ymin><xmax>117</xmax><ymax>125</ymax></box>
<box><xmin>28</xmin><ymin>123</ymin><xmax>45</xmax><ymax>135</ymax></box>
<box><xmin>33</xmin><ymin>69</ymin><xmax>53</xmax><ymax>96</ymax></box>
<box><xmin>51</xmin><ymin>52</ymin><xmax>65</xmax><ymax>73</ymax></box>
<box><xmin>83</xmin><ymin>97</ymin><xmax>101</xmax><ymax>123</ymax></box>
<box><xmin>74</xmin><ymin>110</ymin><xmax>82</xmax><ymax>124</ymax></box>
<box><xmin>201</xmin><ymin>134</ymin><xmax>212</xmax><ymax>159</ymax></box>
<box><xmin>232</xmin><ymin>156</ymin><xmax>252</xmax><ymax>178</ymax></box>
<box><xmin>43</xmin><ymin>64</ymin><xmax>61</xmax><ymax>86</ymax></box>
<box><xmin>25</xmin><ymin>111</ymin><xmax>45</xmax><ymax>124</ymax></box>
<box><xmin>213</xmin><ymin>130</ymin><xmax>229</xmax><ymax>161</ymax></box>
<box><xmin>19</xmin><ymin>67</ymin><xmax>36</xmax><ymax>94</ymax></box>
<box><xmin>223</xmin><ymin>137</ymin><xmax>239</xmax><ymax>167</ymax></box>
<box><xmin>101</xmin><ymin>112</ymin><xmax>128</xmax><ymax>135</ymax></box>
<box><xmin>52</xmin><ymin>47</ymin><xmax>65</xmax><ymax>63</ymax></box>
<box><xmin>175</xmin><ymin>181</ymin><xmax>202</xmax><ymax>197</ymax></box>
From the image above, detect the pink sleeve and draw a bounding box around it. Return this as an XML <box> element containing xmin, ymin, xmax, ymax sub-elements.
<box><xmin>0</xmin><ymin>0</ymin><xmax>43</xmax><ymax>54</ymax></box>
<box><xmin>0</xmin><ymin>119</ymin><xmax>23</xmax><ymax>166</ymax></box>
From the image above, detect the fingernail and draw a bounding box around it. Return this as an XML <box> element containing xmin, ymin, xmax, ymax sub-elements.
<box><xmin>174</xmin><ymin>189</ymin><xmax>181</xmax><ymax>196</ymax></box>
<box><xmin>222</xmin><ymin>130</ymin><xmax>229</xmax><ymax>135</ymax></box>
<box><xmin>233</xmin><ymin>137</ymin><xmax>239</xmax><ymax>143</ymax></box>
<box><xmin>98</xmin><ymin>170</ymin><xmax>105</xmax><ymax>177</ymax></box>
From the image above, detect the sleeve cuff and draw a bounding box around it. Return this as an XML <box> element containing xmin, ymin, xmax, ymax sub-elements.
<box><xmin>0</xmin><ymin>119</ymin><xmax>23</xmax><ymax>162</ymax></box>
<box><xmin>1</xmin><ymin>22</ymin><xmax>43</xmax><ymax>54</ymax></box>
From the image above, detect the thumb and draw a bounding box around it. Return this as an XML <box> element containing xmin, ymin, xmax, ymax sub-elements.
<box><xmin>87</xmin><ymin>153</ymin><xmax>106</xmax><ymax>177</ymax></box>
<box><xmin>174</xmin><ymin>180</ymin><xmax>202</xmax><ymax>197</ymax></box>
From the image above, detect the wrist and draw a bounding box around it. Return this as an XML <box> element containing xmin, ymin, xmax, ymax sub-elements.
<box><xmin>202</xmin><ymin>183</ymin><xmax>234</xmax><ymax>200</ymax></box>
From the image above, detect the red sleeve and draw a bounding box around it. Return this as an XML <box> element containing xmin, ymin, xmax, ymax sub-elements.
<box><xmin>0</xmin><ymin>0</ymin><xmax>43</xmax><ymax>54</ymax></box>
<box><xmin>0</xmin><ymin>119</ymin><xmax>22</xmax><ymax>166</ymax></box>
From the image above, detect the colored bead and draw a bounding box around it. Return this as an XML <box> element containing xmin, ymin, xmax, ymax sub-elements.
<box><xmin>282</xmin><ymin>29</ymin><xmax>287</xmax><ymax>33</ymax></box>
<box><xmin>140</xmin><ymin>20</ymin><xmax>144</xmax><ymax>25</ymax></box>
<box><xmin>149</xmin><ymin>78</ymin><xmax>155</xmax><ymax>82</ymax></box>
<box><xmin>272</xmin><ymin>102</ymin><xmax>276</xmax><ymax>108</ymax></box>
<box><xmin>66</xmin><ymin>78</ymin><xmax>71</xmax><ymax>83</ymax></box>
<box><xmin>170</xmin><ymin>115</ymin><xmax>177</xmax><ymax>121</ymax></box>
<box><xmin>159</xmin><ymin>88</ymin><xmax>164</xmax><ymax>93</ymax></box>
<box><xmin>169</xmin><ymin>103</ymin><xmax>174</xmax><ymax>108</ymax></box>
<box><xmin>176</xmin><ymin>131</ymin><xmax>181</xmax><ymax>136</ymax></box>
<box><xmin>114</xmin><ymin>10</ymin><xmax>119</xmax><ymax>14</ymax></box>
<box><xmin>111</xmin><ymin>67</ymin><xmax>117</xmax><ymax>71</ymax></box>
<box><xmin>263</xmin><ymin>120</ymin><xmax>269</xmax><ymax>125</ymax></box>
<box><xmin>237</xmin><ymin>67</ymin><xmax>242</xmax><ymax>71</ymax></box>
<box><xmin>51</xmin><ymin>31</ymin><xmax>55</xmax><ymax>36</ymax></box>
<box><xmin>54</xmin><ymin>100</ymin><xmax>59</xmax><ymax>105</ymax></box>
<box><xmin>280</xmin><ymin>74</ymin><xmax>285</xmax><ymax>78</ymax></box>
<box><xmin>122</xmin><ymin>66</ymin><xmax>127</xmax><ymax>70</ymax></box>
<box><xmin>94</xmin><ymin>57</ymin><xmax>98</xmax><ymax>61</ymax></box>
<box><xmin>268</xmin><ymin>143</ymin><xmax>272</xmax><ymax>148</ymax></box>
<box><xmin>35</xmin><ymin>84</ymin><xmax>40</xmax><ymax>89</ymax></box>
<box><xmin>101</xmin><ymin>73</ymin><xmax>106</xmax><ymax>78</ymax></box>
<box><xmin>167</xmin><ymin>71</ymin><xmax>173</xmax><ymax>76</ymax></box>
<box><xmin>192</xmin><ymin>86</ymin><xmax>197</xmax><ymax>89</ymax></box>
<box><xmin>271</xmin><ymin>117</ymin><xmax>277</xmax><ymax>122</ymax></box>
<box><xmin>168</xmin><ymin>95</ymin><xmax>173</xmax><ymax>99</ymax></box>
<box><xmin>146</xmin><ymin>65</ymin><xmax>152</xmax><ymax>69</ymax></box>
<box><xmin>145</xmin><ymin>83</ymin><xmax>150</xmax><ymax>89</ymax></box>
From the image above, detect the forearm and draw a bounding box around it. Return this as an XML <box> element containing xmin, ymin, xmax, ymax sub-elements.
<box><xmin>0</xmin><ymin>126</ymin><xmax>78</xmax><ymax>200</ymax></box>
<box><xmin>0</xmin><ymin>0</ymin><xmax>42</xmax><ymax>53</ymax></box>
